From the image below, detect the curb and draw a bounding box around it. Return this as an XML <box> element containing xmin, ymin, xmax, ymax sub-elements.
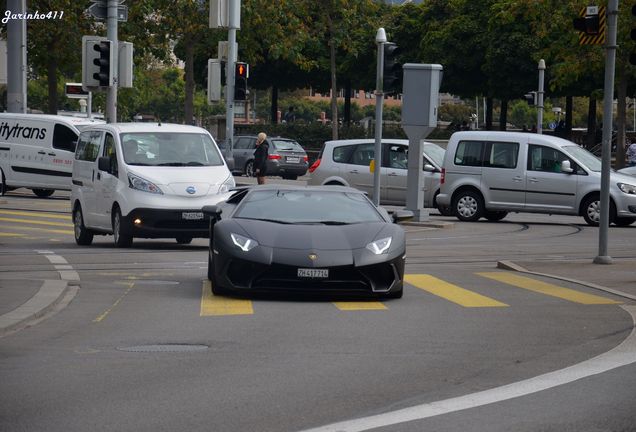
<box><xmin>400</xmin><ymin>220</ymin><xmax>454</xmax><ymax>229</ymax></box>
<box><xmin>497</xmin><ymin>260</ymin><xmax>636</xmax><ymax>302</ymax></box>
<box><xmin>0</xmin><ymin>279</ymin><xmax>70</xmax><ymax>337</ymax></box>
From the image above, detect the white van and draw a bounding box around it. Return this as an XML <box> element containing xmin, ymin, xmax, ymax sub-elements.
<box><xmin>437</xmin><ymin>131</ymin><xmax>636</xmax><ymax>226</ymax></box>
<box><xmin>71</xmin><ymin>123</ymin><xmax>235</xmax><ymax>247</ymax></box>
<box><xmin>0</xmin><ymin>113</ymin><xmax>103</xmax><ymax>197</ymax></box>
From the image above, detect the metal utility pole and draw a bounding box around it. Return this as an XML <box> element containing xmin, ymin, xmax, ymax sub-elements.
<box><xmin>594</xmin><ymin>0</ymin><xmax>618</xmax><ymax>265</ymax></box>
<box><xmin>537</xmin><ymin>59</ymin><xmax>546</xmax><ymax>134</ymax></box>
<box><xmin>7</xmin><ymin>0</ymin><xmax>27</xmax><ymax>113</ymax></box>
<box><xmin>372</xmin><ymin>28</ymin><xmax>387</xmax><ymax>206</ymax></box>
<box><xmin>106</xmin><ymin>0</ymin><xmax>119</xmax><ymax>122</ymax></box>
<box><xmin>225</xmin><ymin>0</ymin><xmax>239</xmax><ymax>152</ymax></box>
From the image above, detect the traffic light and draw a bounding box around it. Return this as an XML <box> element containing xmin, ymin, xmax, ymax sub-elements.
<box><xmin>92</xmin><ymin>41</ymin><xmax>113</xmax><ymax>87</ymax></box>
<box><xmin>382</xmin><ymin>42</ymin><xmax>402</xmax><ymax>94</ymax></box>
<box><xmin>234</xmin><ymin>62</ymin><xmax>249</xmax><ymax>101</ymax></box>
<box><xmin>523</xmin><ymin>92</ymin><xmax>537</xmax><ymax>106</ymax></box>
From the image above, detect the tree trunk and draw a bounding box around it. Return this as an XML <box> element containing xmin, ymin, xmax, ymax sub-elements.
<box><xmin>499</xmin><ymin>99</ymin><xmax>508</xmax><ymax>131</ymax></box>
<box><xmin>565</xmin><ymin>95</ymin><xmax>573</xmax><ymax>140</ymax></box>
<box><xmin>344</xmin><ymin>79</ymin><xmax>351</xmax><ymax>126</ymax></box>
<box><xmin>184</xmin><ymin>42</ymin><xmax>195</xmax><ymax>124</ymax></box>
<box><xmin>329</xmin><ymin>38</ymin><xmax>338</xmax><ymax>140</ymax></box>
<box><xmin>47</xmin><ymin>47</ymin><xmax>58</xmax><ymax>114</ymax></box>
<box><xmin>271</xmin><ymin>86</ymin><xmax>279</xmax><ymax>124</ymax></box>
<box><xmin>486</xmin><ymin>97</ymin><xmax>493</xmax><ymax>130</ymax></box>
<box><xmin>616</xmin><ymin>62</ymin><xmax>628</xmax><ymax>169</ymax></box>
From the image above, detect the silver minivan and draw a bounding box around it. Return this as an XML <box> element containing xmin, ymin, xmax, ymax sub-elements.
<box><xmin>436</xmin><ymin>131</ymin><xmax>636</xmax><ymax>226</ymax></box>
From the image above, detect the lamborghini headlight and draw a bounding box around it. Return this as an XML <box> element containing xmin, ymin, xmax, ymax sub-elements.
<box><xmin>231</xmin><ymin>233</ymin><xmax>258</xmax><ymax>252</ymax></box>
<box><xmin>617</xmin><ymin>182</ymin><xmax>636</xmax><ymax>195</ymax></box>
<box><xmin>366</xmin><ymin>237</ymin><xmax>392</xmax><ymax>255</ymax></box>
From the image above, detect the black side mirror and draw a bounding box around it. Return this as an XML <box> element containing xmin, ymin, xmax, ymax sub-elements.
<box><xmin>98</xmin><ymin>156</ymin><xmax>111</xmax><ymax>173</ymax></box>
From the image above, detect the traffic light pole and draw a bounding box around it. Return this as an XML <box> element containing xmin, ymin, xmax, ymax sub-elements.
<box><xmin>594</xmin><ymin>0</ymin><xmax>618</xmax><ymax>265</ymax></box>
<box><xmin>537</xmin><ymin>59</ymin><xmax>545</xmax><ymax>134</ymax></box>
<box><xmin>373</xmin><ymin>28</ymin><xmax>387</xmax><ymax>206</ymax></box>
<box><xmin>106</xmin><ymin>0</ymin><xmax>118</xmax><ymax>123</ymax></box>
<box><xmin>225</xmin><ymin>0</ymin><xmax>239</xmax><ymax>152</ymax></box>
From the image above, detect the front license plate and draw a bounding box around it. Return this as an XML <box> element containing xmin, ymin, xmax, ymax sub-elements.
<box><xmin>298</xmin><ymin>268</ymin><xmax>329</xmax><ymax>278</ymax></box>
<box><xmin>286</xmin><ymin>157</ymin><xmax>300</xmax><ymax>163</ymax></box>
<box><xmin>182</xmin><ymin>212</ymin><xmax>204</xmax><ymax>220</ymax></box>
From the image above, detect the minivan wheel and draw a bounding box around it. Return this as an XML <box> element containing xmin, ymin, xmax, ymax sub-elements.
<box><xmin>484</xmin><ymin>210</ymin><xmax>508</xmax><ymax>222</ymax></box>
<box><xmin>112</xmin><ymin>208</ymin><xmax>133</xmax><ymax>247</ymax></box>
<box><xmin>582</xmin><ymin>195</ymin><xmax>616</xmax><ymax>226</ymax></box>
<box><xmin>453</xmin><ymin>190</ymin><xmax>484</xmax><ymax>222</ymax></box>
<box><xmin>245</xmin><ymin>160</ymin><xmax>254</xmax><ymax>177</ymax></box>
<box><xmin>32</xmin><ymin>189</ymin><xmax>54</xmax><ymax>198</ymax></box>
<box><xmin>73</xmin><ymin>206</ymin><xmax>94</xmax><ymax>246</ymax></box>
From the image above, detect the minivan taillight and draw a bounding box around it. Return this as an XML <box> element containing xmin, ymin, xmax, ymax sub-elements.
<box><xmin>309</xmin><ymin>158</ymin><xmax>321</xmax><ymax>173</ymax></box>
<box><xmin>441</xmin><ymin>168</ymin><xmax>445</xmax><ymax>185</ymax></box>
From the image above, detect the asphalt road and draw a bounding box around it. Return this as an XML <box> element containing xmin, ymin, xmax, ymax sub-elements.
<box><xmin>0</xmin><ymin>185</ymin><xmax>635</xmax><ymax>432</ymax></box>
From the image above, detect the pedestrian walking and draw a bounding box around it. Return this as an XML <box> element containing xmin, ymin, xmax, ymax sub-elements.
<box><xmin>627</xmin><ymin>139</ymin><xmax>636</xmax><ymax>167</ymax></box>
<box><xmin>253</xmin><ymin>132</ymin><xmax>269</xmax><ymax>184</ymax></box>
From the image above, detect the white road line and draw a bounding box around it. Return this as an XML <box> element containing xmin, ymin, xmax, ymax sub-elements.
<box><xmin>300</xmin><ymin>305</ymin><xmax>636</xmax><ymax>432</ymax></box>
<box><xmin>38</xmin><ymin>251</ymin><xmax>80</xmax><ymax>282</ymax></box>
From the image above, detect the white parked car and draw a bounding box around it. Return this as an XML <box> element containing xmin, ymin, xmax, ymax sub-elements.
<box><xmin>71</xmin><ymin>123</ymin><xmax>234</xmax><ymax>247</ymax></box>
<box><xmin>307</xmin><ymin>139</ymin><xmax>448</xmax><ymax>212</ymax></box>
<box><xmin>437</xmin><ymin>131</ymin><xmax>636</xmax><ymax>226</ymax></box>
<box><xmin>617</xmin><ymin>165</ymin><xmax>636</xmax><ymax>177</ymax></box>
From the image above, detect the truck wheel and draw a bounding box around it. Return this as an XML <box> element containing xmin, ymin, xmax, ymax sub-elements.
<box><xmin>73</xmin><ymin>206</ymin><xmax>94</xmax><ymax>246</ymax></box>
<box><xmin>453</xmin><ymin>190</ymin><xmax>484</xmax><ymax>222</ymax></box>
<box><xmin>32</xmin><ymin>189</ymin><xmax>54</xmax><ymax>198</ymax></box>
<box><xmin>112</xmin><ymin>208</ymin><xmax>133</xmax><ymax>248</ymax></box>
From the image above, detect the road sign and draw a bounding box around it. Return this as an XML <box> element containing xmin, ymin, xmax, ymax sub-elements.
<box><xmin>577</xmin><ymin>5</ymin><xmax>606</xmax><ymax>45</ymax></box>
<box><xmin>87</xmin><ymin>3</ymin><xmax>128</xmax><ymax>21</ymax></box>
<box><xmin>66</xmin><ymin>83</ymin><xmax>89</xmax><ymax>98</ymax></box>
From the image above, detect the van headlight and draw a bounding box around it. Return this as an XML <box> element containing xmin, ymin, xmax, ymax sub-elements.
<box><xmin>618</xmin><ymin>182</ymin><xmax>636</xmax><ymax>195</ymax></box>
<box><xmin>128</xmin><ymin>173</ymin><xmax>163</xmax><ymax>194</ymax></box>
<box><xmin>366</xmin><ymin>237</ymin><xmax>392</xmax><ymax>254</ymax></box>
<box><xmin>218</xmin><ymin>174</ymin><xmax>236</xmax><ymax>194</ymax></box>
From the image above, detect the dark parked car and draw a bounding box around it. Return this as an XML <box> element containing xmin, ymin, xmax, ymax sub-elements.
<box><xmin>232</xmin><ymin>135</ymin><xmax>308</xmax><ymax>179</ymax></box>
<box><xmin>216</xmin><ymin>139</ymin><xmax>235</xmax><ymax>172</ymax></box>
<box><xmin>202</xmin><ymin>185</ymin><xmax>412</xmax><ymax>298</ymax></box>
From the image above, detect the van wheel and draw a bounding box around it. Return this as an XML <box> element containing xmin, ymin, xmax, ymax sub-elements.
<box><xmin>0</xmin><ymin>169</ymin><xmax>6</xmax><ymax>196</ymax></box>
<box><xmin>32</xmin><ymin>189</ymin><xmax>54</xmax><ymax>198</ymax></box>
<box><xmin>484</xmin><ymin>210</ymin><xmax>508</xmax><ymax>222</ymax></box>
<box><xmin>176</xmin><ymin>236</ymin><xmax>192</xmax><ymax>244</ymax></box>
<box><xmin>582</xmin><ymin>195</ymin><xmax>616</xmax><ymax>226</ymax></box>
<box><xmin>112</xmin><ymin>208</ymin><xmax>133</xmax><ymax>248</ymax></box>
<box><xmin>73</xmin><ymin>206</ymin><xmax>94</xmax><ymax>246</ymax></box>
<box><xmin>245</xmin><ymin>160</ymin><xmax>254</xmax><ymax>177</ymax></box>
<box><xmin>453</xmin><ymin>190</ymin><xmax>484</xmax><ymax>222</ymax></box>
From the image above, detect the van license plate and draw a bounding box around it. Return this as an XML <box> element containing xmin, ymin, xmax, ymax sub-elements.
<box><xmin>182</xmin><ymin>212</ymin><xmax>204</xmax><ymax>220</ymax></box>
<box><xmin>298</xmin><ymin>268</ymin><xmax>328</xmax><ymax>278</ymax></box>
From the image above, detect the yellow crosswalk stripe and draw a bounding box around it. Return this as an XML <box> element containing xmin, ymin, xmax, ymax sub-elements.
<box><xmin>0</xmin><ymin>209</ymin><xmax>71</xmax><ymax>220</ymax></box>
<box><xmin>0</xmin><ymin>216</ymin><xmax>73</xmax><ymax>227</ymax></box>
<box><xmin>0</xmin><ymin>232</ymin><xmax>25</xmax><ymax>237</ymax></box>
<box><xmin>405</xmin><ymin>274</ymin><xmax>508</xmax><ymax>307</ymax></box>
<box><xmin>0</xmin><ymin>225</ymin><xmax>73</xmax><ymax>235</ymax></box>
<box><xmin>477</xmin><ymin>272</ymin><xmax>622</xmax><ymax>305</ymax></box>
<box><xmin>200</xmin><ymin>281</ymin><xmax>253</xmax><ymax>316</ymax></box>
<box><xmin>333</xmin><ymin>301</ymin><xmax>387</xmax><ymax>311</ymax></box>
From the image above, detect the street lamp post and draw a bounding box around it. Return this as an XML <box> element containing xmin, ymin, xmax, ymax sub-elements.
<box><xmin>372</xmin><ymin>28</ymin><xmax>387</xmax><ymax>206</ymax></box>
<box><xmin>537</xmin><ymin>59</ymin><xmax>546</xmax><ymax>134</ymax></box>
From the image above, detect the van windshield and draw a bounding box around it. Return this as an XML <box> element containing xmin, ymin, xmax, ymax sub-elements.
<box><xmin>562</xmin><ymin>145</ymin><xmax>601</xmax><ymax>172</ymax></box>
<box><xmin>120</xmin><ymin>132</ymin><xmax>224</xmax><ymax>166</ymax></box>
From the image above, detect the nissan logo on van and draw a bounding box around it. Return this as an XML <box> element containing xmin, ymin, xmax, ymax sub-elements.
<box><xmin>186</xmin><ymin>186</ymin><xmax>197</xmax><ymax>195</ymax></box>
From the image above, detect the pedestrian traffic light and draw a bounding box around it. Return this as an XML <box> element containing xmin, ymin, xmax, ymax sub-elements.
<box><xmin>91</xmin><ymin>40</ymin><xmax>114</xmax><ymax>87</ymax></box>
<box><xmin>382</xmin><ymin>42</ymin><xmax>402</xmax><ymax>95</ymax></box>
<box><xmin>523</xmin><ymin>92</ymin><xmax>537</xmax><ymax>106</ymax></box>
<box><xmin>573</xmin><ymin>6</ymin><xmax>600</xmax><ymax>35</ymax></box>
<box><xmin>234</xmin><ymin>62</ymin><xmax>248</xmax><ymax>101</ymax></box>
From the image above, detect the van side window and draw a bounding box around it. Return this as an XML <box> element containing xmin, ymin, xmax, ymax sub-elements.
<box><xmin>454</xmin><ymin>141</ymin><xmax>484</xmax><ymax>166</ymax></box>
<box><xmin>528</xmin><ymin>145</ymin><xmax>571</xmax><ymax>173</ymax></box>
<box><xmin>484</xmin><ymin>142</ymin><xmax>518</xmax><ymax>169</ymax></box>
<box><xmin>103</xmin><ymin>133</ymin><xmax>118</xmax><ymax>177</ymax></box>
<box><xmin>350</xmin><ymin>143</ymin><xmax>375</xmax><ymax>166</ymax></box>
<box><xmin>52</xmin><ymin>124</ymin><xmax>79</xmax><ymax>152</ymax></box>
<box><xmin>75</xmin><ymin>131</ymin><xmax>102</xmax><ymax>162</ymax></box>
<box><xmin>332</xmin><ymin>145</ymin><xmax>354</xmax><ymax>163</ymax></box>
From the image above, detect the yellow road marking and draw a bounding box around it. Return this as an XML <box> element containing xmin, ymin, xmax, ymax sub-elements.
<box><xmin>0</xmin><ymin>232</ymin><xmax>25</xmax><ymax>237</ymax></box>
<box><xmin>93</xmin><ymin>282</ymin><xmax>135</xmax><ymax>323</ymax></box>
<box><xmin>0</xmin><ymin>225</ymin><xmax>73</xmax><ymax>235</ymax></box>
<box><xmin>0</xmin><ymin>209</ymin><xmax>71</xmax><ymax>220</ymax></box>
<box><xmin>477</xmin><ymin>272</ymin><xmax>622</xmax><ymax>305</ymax></box>
<box><xmin>0</xmin><ymin>216</ymin><xmax>73</xmax><ymax>227</ymax></box>
<box><xmin>200</xmin><ymin>281</ymin><xmax>253</xmax><ymax>316</ymax></box>
<box><xmin>333</xmin><ymin>301</ymin><xmax>387</xmax><ymax>311</ymax></box>
<box><xmin>405</xmin><ymin>274</ymin><xmax>509</xmax><ymax>307</ymax></box>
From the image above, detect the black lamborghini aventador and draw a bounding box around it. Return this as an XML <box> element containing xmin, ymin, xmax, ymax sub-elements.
<box><xmin>202</xmin><ymin>185</ymin><xmax>411</xmax><ymax>298</ymax></box>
